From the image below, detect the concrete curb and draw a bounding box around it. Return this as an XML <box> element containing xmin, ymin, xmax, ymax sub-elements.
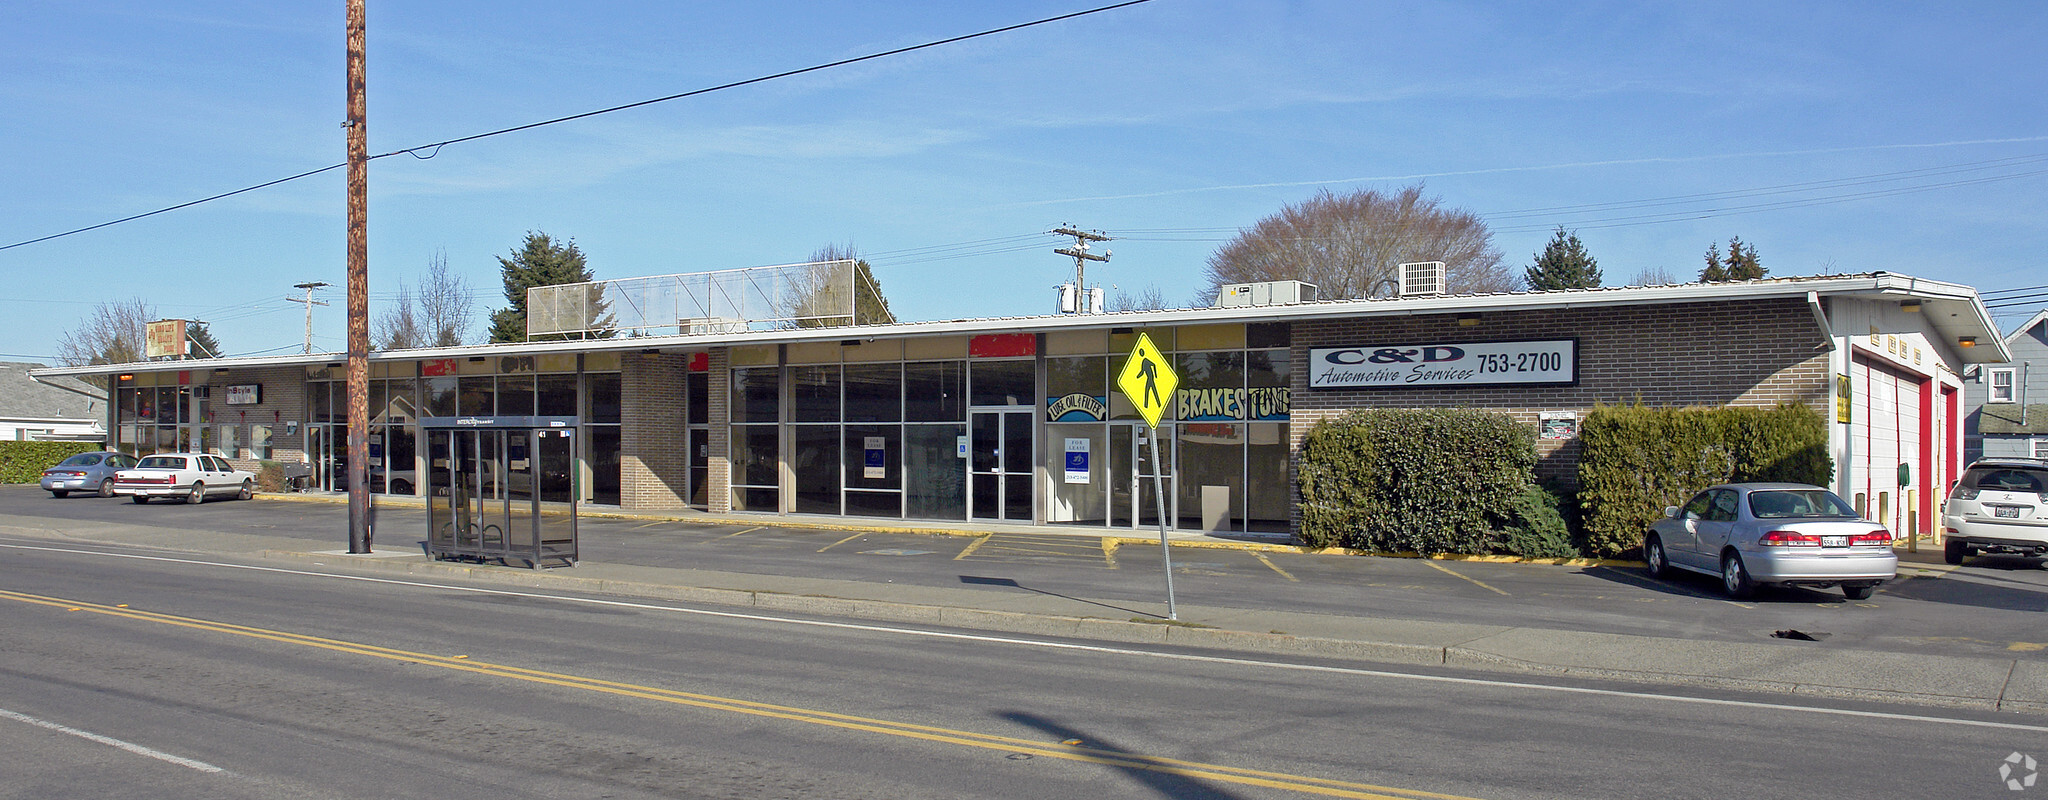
<box><xmin>259</xmin><ymin>547</ymin><xmax>2040</xmax><ymax>715</ymax></box>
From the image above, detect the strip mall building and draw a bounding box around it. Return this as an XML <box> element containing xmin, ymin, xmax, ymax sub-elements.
<box><xmin>31</xmin><ymin>272</ymin><xmax>2009</xmax><ymax>542</ymax></box>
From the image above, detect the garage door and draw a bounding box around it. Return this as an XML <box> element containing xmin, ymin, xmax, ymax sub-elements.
<box><xmin>1852</xmin><ymin>356</ymin><xmax>1926</xmax><ymax>539</ymax></box>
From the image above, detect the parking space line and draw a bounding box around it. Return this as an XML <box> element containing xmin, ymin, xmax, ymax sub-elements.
<box><xmin>953</xmin><ymin>534</ymin><xmax>993</xmax><ymax>560</ymax></box>
<box><xmin>1100</xmin><ymin>539</ymin><xmax>1119</xmax><ymax>570</ymax></box>
<box><xmin>630</xmin><ymin>521</ymin><xmax>669</xmax><ymax>530</ymax></box>
<box><xmin>701</xmin><ymin>526</ymin><xmax>763</xmax><ymax>543</ymax></box>
<box><xmin>1254</xmin><ymin>552</ymin><xmax>1298</xmax><ymax>582</ymax></box>
<box><xmin>1423</xmin><ymin>560</ymin><xmax>1508</xmax><ymax>596</ymax></box>
<box><xmin>817</xmin><ymin>532</ymin><xmax>866</xmax><ymax>553</ymax></box>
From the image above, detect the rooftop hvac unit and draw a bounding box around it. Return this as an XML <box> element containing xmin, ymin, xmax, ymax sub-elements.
<box><xmin>1214</xmin><ymin>280</ymin><xmax>1319</xmax><ymax>308</ymax></box>
<box><xmin>679</xmin><ymin>317</ymin><xmax>747</xmax><ymax>335</ymax></box>
<box><xmin>1399</xmin><ymin>261</ymin><xmax>1445</xmax><ymax>297</ymax></box>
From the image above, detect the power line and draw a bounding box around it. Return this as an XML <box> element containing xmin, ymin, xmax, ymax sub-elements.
<box><xmin>0</xmin><ymin>1</ymin><xmax>1155</xmax><ymax>253</ymax></box>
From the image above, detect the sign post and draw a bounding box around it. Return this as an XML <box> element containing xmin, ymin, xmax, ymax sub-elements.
<box><xmin>1116</xmin><ymin>332</ymin><xmax>1180</xmax><ymax>620</ymax></box>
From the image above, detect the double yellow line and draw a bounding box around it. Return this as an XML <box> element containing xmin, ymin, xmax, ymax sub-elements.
<box><xmin>0</xmin><ymin>587</ymin><xmax>1484</xmax><ymax>800</ymax></box>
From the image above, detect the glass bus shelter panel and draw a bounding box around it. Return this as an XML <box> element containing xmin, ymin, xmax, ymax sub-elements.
<box><xmin>427</xmin><ymin>430</ymin><xmax>455</xmax><ymax>554</ymax></box>
<box><xmin>534</xmin><ymin>430</ymin><xmax>578</xmax><ymax>564</ymax></box>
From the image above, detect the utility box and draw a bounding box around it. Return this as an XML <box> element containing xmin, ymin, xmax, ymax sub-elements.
<box><xmin>1215</xmin><ymin>280</ymin><xmax>1318</xmax><ymax>308</ymax></box>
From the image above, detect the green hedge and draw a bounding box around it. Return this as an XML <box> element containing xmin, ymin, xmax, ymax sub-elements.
<box><xmin>1577</xmin><ymin>403</ymin><xmax>1831</xmax><ymax>557</ymax></box>
<box><xmin>0</xmin><ymin>441</ymin><xmax>105</xmax><ymax>484</ymax></box>
<box><xmin>1297</xmin><ymin>408</ymin><xmax>1536</xmax><ymax>554</ymax></box>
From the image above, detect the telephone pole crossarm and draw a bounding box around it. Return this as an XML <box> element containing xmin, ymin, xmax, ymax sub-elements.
<box><xmin>1051</xmin><ymin>226</ymin><xmax>1113</xmax><ymax>314</ymax></box>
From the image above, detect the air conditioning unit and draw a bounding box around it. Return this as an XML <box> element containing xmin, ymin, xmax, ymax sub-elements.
<box><xmin>1215</xmin><ymin>280</ymin><xmax>1319</xmax><ymax>308</ymax></box>
<box><xmin>679</xmin><ymin>317</ymin><xmax>746</xmax><ymax>335</ymax></box>
<box><xmin>1399</xmin><ymin>261</ymin><xmax>1445</xmax><ymax>297</ymax></box>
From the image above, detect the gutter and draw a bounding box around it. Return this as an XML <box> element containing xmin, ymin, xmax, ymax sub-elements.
<box><xmin>26</xmin><ymin>371</ymin><xmax>109</xmax><ymax>404</ymax></box>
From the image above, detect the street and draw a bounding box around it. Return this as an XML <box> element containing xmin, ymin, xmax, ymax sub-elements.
<box><xmin>2</xmin><ymin>518</ymin><xmax>2044</xmax><ymax>798</ymax></box>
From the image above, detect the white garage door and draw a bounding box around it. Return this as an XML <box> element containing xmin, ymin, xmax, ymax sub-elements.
<box><xmin>1852</xmin><ymin>356</ymin><xmax>1925</xmax><ymax>538</ymax></box>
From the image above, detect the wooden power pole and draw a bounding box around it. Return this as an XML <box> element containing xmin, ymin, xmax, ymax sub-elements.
<box><xmin>345</xmin><ymin>0</ymin><xmax>372</xmax><ymax>553</ymax></box>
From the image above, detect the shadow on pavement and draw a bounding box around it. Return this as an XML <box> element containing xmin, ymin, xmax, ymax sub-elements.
<box><xmin>959</xmin><ymin>575</ymin><xmax>1157</xmax><ymax>618</ymax></box>
<box><xmin>997</xmin><ymin>711</ymin><xmax>1250</xmax><ymax>800</ymax></box>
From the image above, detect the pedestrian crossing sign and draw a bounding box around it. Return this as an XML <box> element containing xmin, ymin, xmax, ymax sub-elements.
<box><xmin>1116</xmin><ymin>332</ymin><xmax>1177</xmax><ymax>429</ymax></box>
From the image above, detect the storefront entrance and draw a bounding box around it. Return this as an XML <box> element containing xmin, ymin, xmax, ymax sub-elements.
<box><xmin>306</xmin><ymin>423</ymin><xmax>348</xmax><ymax>491</ymax></box>
<box><xmin>1111</xmin><ymin>423</ymin><xmax>1175</xmax><ymax>528</ymax></box>
<box><xmin>422</xmin><ymin>417</ymin><xmax>578</xmax><ymax>568</ymax></box>
<box><xmin>969</xmin><ymin>409</ymin><xmax>1033</xmax><ymax>521</ymax></box>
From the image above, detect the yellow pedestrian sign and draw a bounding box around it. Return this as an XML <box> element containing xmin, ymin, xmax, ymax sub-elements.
<box><xmin>1117</xmin><ymin>332</ymin><xmax>1177</xmax><ymax>429</ymax></box>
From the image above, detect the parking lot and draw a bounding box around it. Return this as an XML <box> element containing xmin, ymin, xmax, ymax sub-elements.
<box><xmin>4</xmin><ymin>484</ymin><xmax>2046</xmax><ymax>662</ymax></box>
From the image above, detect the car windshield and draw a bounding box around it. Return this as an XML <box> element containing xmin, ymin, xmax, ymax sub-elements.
<box><xmin>1748</xmin><ymin>489</ymin><xmax>1858</xmax><ymax>519</ymax></box>
<box><xmin>57</xmin><ymin>453</ymin><xmax>104</xmax><ymax>466</ymax></box>
<box><xmin>137</xmin><ymin>456</ymin><xmax>188</xmax><ymax>470</ymax></box>
<box><xmin>1960</xmin><ymin>466</ymin><xmax>2048</xmax><ymax>493</ymax></box>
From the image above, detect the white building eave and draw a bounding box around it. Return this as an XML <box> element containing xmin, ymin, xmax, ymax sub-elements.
<box><xmin>28</xmin><ymin>272</ymin><xmax>2010</xmax><ymax>378</ymax></box>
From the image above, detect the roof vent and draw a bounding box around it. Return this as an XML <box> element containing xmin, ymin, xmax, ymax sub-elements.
<box><xmin>1214</xmin><ymin>280</ymin><xmax>1319</xmax><ymax>308</ymax></box>
<box><xmin>1399</xmin><ymin>261</ymin><xmax>1445</xmax><ymax>297</ymax></box>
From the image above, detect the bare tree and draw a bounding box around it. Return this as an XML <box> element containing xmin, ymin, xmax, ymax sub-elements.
<box><xmin>786</xmin><ymin>243</ymin><xmax>895</xmax><ymax>327</ymax></box>
<box><xmin>1107</xmin><ymin>285</ymin><xmax>1170</xmax><ymax>312</ymax></box>
<box><xmin>56</xmin><ymin>298</ymin><xmax>154</xmax><ymax>387</ymax></box>
<box><xmin>1203</xmin><ymin>185</ymin><xmax>1520</xmax><ymax>302</ymax></box>
<box><xmin>378</xmin><ymin>249</ymin><xmax>475</xmax><ymax>349</ymax></box>
<box><xmin>1628</xmin><ymin>266</ymin><xmax>1680</xmax><ymax>286</ymax></box>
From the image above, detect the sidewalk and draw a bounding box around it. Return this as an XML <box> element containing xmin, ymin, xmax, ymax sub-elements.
<box><xmin>42</xmin><ymin>492</ymin><xmax>2048</xmax><ymax>715</ymax></box>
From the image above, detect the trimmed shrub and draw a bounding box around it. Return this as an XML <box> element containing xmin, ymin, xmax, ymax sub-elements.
<box><xmin>0</xmin><ymin>441</ymin><xmax>104</xmax><ymax>484</ymax></box>
<box><xmin>1577</xmin><ymin>403</ymin><xmax>1831</xmax><ymax>557</ymax></box>
<box><xmin>1298</xmin><ymin>408</ymin><xmax>1536</xmax><ymax>554</ymax></box>
<box><xmin>1504</xmin><ymin>483</ymin><xmax>1578</xmax><ymax>559</ymax></box>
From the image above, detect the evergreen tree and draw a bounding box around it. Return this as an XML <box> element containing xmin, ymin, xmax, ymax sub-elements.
<box><xmin>1699</xmin><ymin>236</ymin><xmax>1767</xmax><ymax>282</ymax></box>
<box><xmin>185</xmin><ymin>322</ymin><xmax>223</xmax><ymax>358</ymax></box>
<box><xmin>1700</xmin><ymin>242</ymin><xmax>1728</xmax><ymax>282</ymax></box>
<box><xmin>1524</xmin><ymin>226</ymin><xmax>1602</xmax><ymax>291</ymax></box>
<box><xmin>487</xmin><ymin>232</ymin><xmax>611</xmax><ymax>342</ymax></box>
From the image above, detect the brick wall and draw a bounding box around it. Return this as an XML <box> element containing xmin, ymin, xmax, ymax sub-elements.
<box><xmin>707</xmin><ymin>348</ymin><xmax>732</xmax><ymax>514</ymax></box>
<box><xmin>177</xmin><ymin>367</ymin><xmax>306</xmax><ymax>472</ymax></box>
<box><xmin>1288</xmin><ymin>298</ymin><xmax>1831</xmax><ymax>528</ymax></box>
<box><xmin>621</xmin><ymin>354</ymin><xmax>689</xmax><ymax>509</ymax></box>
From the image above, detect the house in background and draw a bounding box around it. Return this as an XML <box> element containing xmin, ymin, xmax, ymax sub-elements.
<box><xmin>1963</xmin><ymin>309</ymin><xmax>2048</xmax><ymax>463</ymax></box>
<box><xmin>0</xmin><ymin>361</ymin><xmax>106</xmax><ymax>442</ymax></box>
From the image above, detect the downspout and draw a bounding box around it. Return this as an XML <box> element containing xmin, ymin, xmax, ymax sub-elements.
<box><xmin>1807</xmin><ymin>291</ymin><xmax>1836</xmax><ymax>351</ymax></box>
<box><xmin>1809</xmin><ymin>291</ymin><xmax>1850</xmax><ymax>502</ymax></box>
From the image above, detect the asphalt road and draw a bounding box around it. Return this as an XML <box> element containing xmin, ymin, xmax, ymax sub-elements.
<box><xmin>2</xmin><ymin>535</ymin><xmax>2044</xmax><ymax>799</ymax></box>
<box><xmin>5</xmin><ymin>486</ymin><xmax>2047</xmax><ymax>662</ymax></box>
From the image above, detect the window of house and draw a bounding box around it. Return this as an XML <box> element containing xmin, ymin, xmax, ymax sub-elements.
<box><xmin>1989</xmin><ymin>368</ymin><xmax>2016</xmax><ymax>403</ymax></box>
<box><xmin>2035</xmin><ymin>438</ymin><xmax>2048</xmax><ymax>460</ymax></box>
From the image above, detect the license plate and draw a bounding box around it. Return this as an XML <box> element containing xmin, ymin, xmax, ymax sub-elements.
<box><xmin>1995</xmin><ymin>506</ymin><xmax>2022</xmax><ymax>519</ymax></box>
<box><xmin>1822</xmin><ymin>536</ymin><xmax>1848</xmax><ymax>547</ymax></box>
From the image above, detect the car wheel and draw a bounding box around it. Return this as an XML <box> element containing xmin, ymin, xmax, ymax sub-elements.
<box><xmin>97</xmin><ymin>478</ymin><xmax>115</xmax><ymax>498</ymax></box>
<box><xmin>237</xmin><ymin>479</ymin><xmax>254</xmax><ymax>501</ymax></box>
<box><xmin>1843</xmin><ymin>583</ymin><xmax>1878</xmax><ymax>600</ymax></box>
<box><xmin>1644</xmin><ymin>535</ymin><xmax>1671</xmax><ymax>579</ymax></box>
<box><xmin>1720</xmin><ymin>552</ymin><xmax>1756</xmax><ymax>599</ymax></box>
<box><xmin>1944</xmin><ymin>538</ymin><xmax>1967</xmax><ymax>566</ymax></box>
<box><xmin>392</xmin><ymin>479</ymin><xmax>413</xmax><ymax>494</ymax></box>
<box><xmin>132</xmin><ymin>495</ymin><xmax>150</xmax><ymax>504</ymax></box>
<box><xmin>187</xmin><ymin>483</ymin><xmax>205</xmax><ymax>504</ymax></box>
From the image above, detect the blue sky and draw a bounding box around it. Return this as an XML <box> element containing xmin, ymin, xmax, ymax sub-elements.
<box><xmin>4</xmin><ymin>1</ymin><xmax>2045</xmax><ymax>362</ymax></box>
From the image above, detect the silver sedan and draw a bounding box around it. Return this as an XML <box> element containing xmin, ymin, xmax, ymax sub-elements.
<box><xmin>1643</xmin><ymin>483</ymin><xmax>1897</xmax><ymax>599</ymax></box>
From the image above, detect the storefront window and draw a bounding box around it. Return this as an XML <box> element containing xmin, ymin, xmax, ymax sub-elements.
<box><xmin>970</xmin><ymin>360</ymin><xmax>1033</xmax><ymax>406</ymax></box>
<box><xmin>1178</xmin><ymin>423</ymin><xmax>1243</xmax><ymax>530</ymax></box>
<box><xmin>843</xmin><ymin>425</ymin><xmax>901</xmax><ymax>491</ymax></box>
<box><xmin>1045</xmin><ymin>357</ymin><xmax>1107</xmax><ymax>423</ymax></box>
<box><xmin>686</xmin><ymin>372</ymin><xmax>709</xmax><ymax>425</ymax></box>
<box><xmin>587</xmin><ymin>373</ymin><xmax>622</xmax><ymax>424</ymax></box>
<box><xmin>844</xmin><ymin>364</ymin><xmax>901</xmax><ymax>423</ymax></box>
<box><xmin>589</xmin><ymin>425</ymin><xmax>620</xmax><ymax>505</ymax></box>
<box><xmin>905</xmin><ymin>424</ymin><xmax>966</xmax><ymax>520</ymax></box>
<box><xmin>791</xmin><ymin>366</ymin><xmax>840</xmax><ymax>423</ymax></box>
<box><xmin>792</xmin><ymin>425</ymin><xmax>839</xmax><ymax>513</ymax></box>
<box><xmin>218</xmin><ymin>425</ymin><xmax>239</xmax><ymax>459</ymax></box>
<box><xmin>496</xmin><ymin>374</ymin><xmax>535</xmax><ymax>417</ymax></box>
<box><xmin>731</xmin><ymin>367</ymin><xmax>780</xmax><ymax>423</ymax></box>
<box><xmin>459</xmin><ymin>376</ymin><xmax>494</xmax><ymax>416</ymax></box>
<box><xmin>424</xmin><ymin>376</ymin><xmax>458</xmax><ymax>417</ymax></box>
<box><xmin>905</xmin><ymin>362</ymin><xmax>964</xmax><ymax>421</ymax></box>
<box><xmin>1246</xmin><ymin>423</ymin><xmax>1290</xmax><ymax>532</ymax></box>
<box><xmin>251</xmin><ymin>424</ymin><xmax>273</xmax><ymax>460</ymax></box>
<box><xmin>1045</xmin><ymin>425</ymin><xmax>1107</xmax><ymax>524</ymax></box>
<box><xmin>537</xmin><ymin>374</ymin><xmax>577</xmax><ymax>417</ymax></box>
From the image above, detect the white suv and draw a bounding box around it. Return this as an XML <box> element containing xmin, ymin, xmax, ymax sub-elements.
<box><xmin>1943</xmin><ymin>458</ymin><xmax>2048</xmax><ymax>564</ymax></box>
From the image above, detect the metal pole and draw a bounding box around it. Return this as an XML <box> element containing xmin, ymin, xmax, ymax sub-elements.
<box><xmin>344</xmin><ymin>0</ymin><xmax>371</xmax><ymax>553</ymax></box>
<box><xmin>1149</xmin><ymin>424</ymin><xmax>1176</xmax><ymax>620</ymax></box>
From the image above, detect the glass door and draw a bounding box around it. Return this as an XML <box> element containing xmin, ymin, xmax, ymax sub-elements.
<box><xmin>1111</xmin><ymin>423</ymin><xmax>1175</xmax><ymax>529</ymax></box>
<box><xmin>969</xmin><ymin>410</ymin><xmax>1034</xmax><ymax>521</ymax></box>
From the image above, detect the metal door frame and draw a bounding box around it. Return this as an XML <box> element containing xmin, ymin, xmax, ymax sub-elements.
<box><xmin>968</xmin><ymin>408</ymin><xmax>1034</xmax><ymax>522</ymax></box>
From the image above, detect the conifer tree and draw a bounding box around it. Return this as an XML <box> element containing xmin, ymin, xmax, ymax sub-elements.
<box><xmin>1524</xmin><ymin>226</ymin><xmax>1602</xmax><ymax>290</ymax></box>
<box><xmin>488</xmin><ymin>232</ymin><xmax>611</xmax><ymax>342</ymax></box>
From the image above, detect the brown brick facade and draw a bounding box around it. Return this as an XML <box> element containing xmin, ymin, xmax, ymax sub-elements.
<box><xmin>621</xmin><ymin>354</ymin><xmax>689</xmax><ymax>509</ymax></box>
<box><xmin>1288</xmin><ymin>298</ymin><xmax>1832</xmax><ymax>520</ymax></box>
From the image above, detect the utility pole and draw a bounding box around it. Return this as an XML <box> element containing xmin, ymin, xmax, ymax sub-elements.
<box><xmin>1052</xmin><ymin>225</ymin><xmax>1111</xmax><ymax>314</ymax></box>
<box><xmin>344</xmin><ymin>0</ymin><xmax>372</xmax><ymax>554</ymax></box>
<box><xmin>287</xmin><ymin>281</ymin><xmax>330</xmax><ymax>354</ymax></box>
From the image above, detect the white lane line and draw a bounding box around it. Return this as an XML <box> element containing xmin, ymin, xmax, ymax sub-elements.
<box><xmin>0</xmin><ymin>707</ymin><xmax>226</xmax><ymax>774</ymax></box>
<box><xmin>6</xmin><ymin>541</ymin><xmax>2047</xmax><ymax>735</ymax></box>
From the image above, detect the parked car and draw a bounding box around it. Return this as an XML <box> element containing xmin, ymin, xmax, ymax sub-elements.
<box><xmin>40</xmin><ymin>451</ymin><xmax>139</xmax><ymax>498</ymax></box>
<box><xmin>1943</xmin><ymin>458</ymin><xmax>2048</xmax><ymax>564</ymax></box>
<box><xmin>113</xmin><ymin>453</ymin><xmax>257</xmax><ymax>504</ymax></box>
<box><xmin>1643</xmin><ymin>483</ymin><xmax>1897</xmax><ymax>599</ymax></box>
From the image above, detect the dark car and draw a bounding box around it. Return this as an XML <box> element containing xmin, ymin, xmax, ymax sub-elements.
<box><xmin>39</xmin><ymin>451</ymin><xmax>139</xmax><ymax>498</ymax></box>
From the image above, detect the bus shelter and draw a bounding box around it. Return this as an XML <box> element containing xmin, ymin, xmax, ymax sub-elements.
<box><xmin>420</xmin><ymin>416</ymin><xmax>578</xmax><ymax>568</ymax></box>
